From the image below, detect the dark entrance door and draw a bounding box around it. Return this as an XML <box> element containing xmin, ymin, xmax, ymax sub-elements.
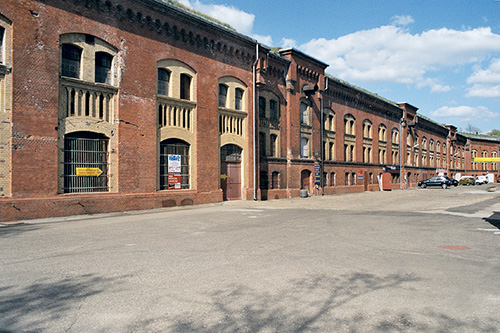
<box><xmin>221</xmin><ymin>144</ymin><xmax>242</xmax><ymax>201</ymax></box>
<box><xmin>301</xmin><ymin>169</ymin><xmax>311</xmax><ymax>190</ymax></box>
<box><xmin>221</xmin><ymin>161</ymin><xmax>241</xmax><ymax>200</ymax></box>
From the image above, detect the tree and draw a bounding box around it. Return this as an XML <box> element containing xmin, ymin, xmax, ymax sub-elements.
<box><xmin>487</xmin><ymin>129</ymin><xmax>500</xmax><ymax>137</ymax></box>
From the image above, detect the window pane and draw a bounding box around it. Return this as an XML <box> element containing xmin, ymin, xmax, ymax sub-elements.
<box><xmin>235</xmin><ymin>88</ymin><xmax>243</xmax><ymax>110</ymax></box>
<box><xmin>219</xmin><ymin>84</ymin><xmax>227</xmax><ymax>107</ymax></box>
<box><xmin>157</xmin><ymin>68</ymin><xmax>170</xmax><ymax>95</ymax></box>
<box><xmin>180</xmin><ymin>74</ymin><xmax>191</xmax><ymax>100</ymax></box>
<box><xmin>270</xmin><ymin>100</ymin><xmax>278</xmax><ymax>121</ymax></box>
<box><xmin>61</xmin><ymin>44</ymin><xmax>81</xmax><ymax>78</ymax></box>
<box><xmin>259</xmin><ymin>97</ymin><xmax>266</xmax><ymax>118</ymax></box>
<box><xmin>95</xmin><ymin>52</ymin><xmax>112</xmax><ymax>84</ymax></box>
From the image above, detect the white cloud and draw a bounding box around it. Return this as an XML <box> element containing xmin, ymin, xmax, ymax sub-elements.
<box><xmin>467</xmin><ymin>58</ymin><xmax>500</xmax><ymax>98</ymax></box>
<box><xmin>179</xmin><ymin>0</ymin><xmax>255</xmax><ymax>35</ymax></box>
<box><xmin>251</xmin><ymin>34</ymin><xmax>273</xmax><ymax>47</ymax></box>
<box><xmin>300</xmin><ymin>26</ymin><xmax>500</xmax><ymax>92</ymax></box>
<box><xmin>280</xmin><ymin>38</ymin><xmax>297</xmax><ymax>49</ymax></box>
<box><xmin>390</xmin><ymin>15</ymin><xmax>414</xmax><ymax>26</ymax></box>
<box><xmin>430</xmin><ymin>105</ymin><xmax>498</xmax><ymax>121</ymax></box>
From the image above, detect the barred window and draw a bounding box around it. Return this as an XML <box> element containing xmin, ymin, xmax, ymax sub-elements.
<box><xmin>159</xmin><ymin>139</ymin><xmax>190</xmax><ymax>190</ymax></box>
<box><xmin>64</xmin><ymin>132</ymin><xmax>109</xmax><ymax>193</ymax></box>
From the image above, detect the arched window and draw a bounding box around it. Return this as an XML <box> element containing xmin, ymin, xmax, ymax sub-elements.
<box><xmin>159</xmin><ymin>138</ymin><xmax>190</xmax><ymax>190</ymax></box>
<box><xmin>64</xmin><ymin>131</ymin><xmax>109</xmax><ymax>193</ymax></box>
<box><xmin>219</xmin><ymin>84</ymin><xmax>228</xmax><ymax>107</ymax></box>
<box><xmin>270</xmin><ymin>134</ymin><xmax>277</xmax><ymax>157</ymax></box>
<box><xmin>300</xmin><ymin>101</ymin><xmax>310</xmax><ymax>125</ymax></box>
<box><xmin>379</xmin><ymin>125</ymin><xmax>387</xmax><ymax>141</ymax></box>
<box><xmin>157</xmin><ymin>68</ymin><xmax>170</xmax><ymax>96</ymax></box>
<box><xmin>363</xmin><ymin>120</ymin><xmax>372</xmax><ymax>138</ymax></box>
<box><xmin>61</xmin><ymin>44</ymin><xmax>82</xmax><ymax>79</ymax></box>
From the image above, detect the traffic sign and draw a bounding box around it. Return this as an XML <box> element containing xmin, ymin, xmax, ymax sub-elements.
<box><xmin>76</xmin><ymin>167</ymin><xmax>103</xmax><ymax>176</ymax></box>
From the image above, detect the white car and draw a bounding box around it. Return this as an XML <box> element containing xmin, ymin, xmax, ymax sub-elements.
<box><xmin>476</xmin><ymin>176</ymin><xmax>488</xmax><ymax>185</ymax></box>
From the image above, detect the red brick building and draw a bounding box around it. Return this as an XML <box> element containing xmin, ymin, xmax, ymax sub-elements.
<box><xmin>1</xmin><ymin>0</ymin><xmax>499</xmax><ymax>221</ymax></box>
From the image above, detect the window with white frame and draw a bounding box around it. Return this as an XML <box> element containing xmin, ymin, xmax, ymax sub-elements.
<box><xmin>301</xmin><ymin>137</ymin><xmax>309</xmax><ymax>158</ymax></box>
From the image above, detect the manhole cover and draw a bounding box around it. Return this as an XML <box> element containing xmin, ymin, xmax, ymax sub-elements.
<box><xmin>439</xmin><ymin>246</ymin><xmax>469</xmax><ymax>250</ymax></box>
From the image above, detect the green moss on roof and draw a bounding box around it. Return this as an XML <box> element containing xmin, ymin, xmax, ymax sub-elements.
<box><xmin>162</xmin><ymin>0</ymin><xmax>235</xmax><ymax>31</ymax></box>
<box><xmin>326</xmin><ymin>74</ymin><xmax>397</xmax><ymax>106</ymax></box>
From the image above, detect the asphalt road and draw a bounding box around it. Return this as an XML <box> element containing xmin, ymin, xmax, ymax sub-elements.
<box><xmin>1</xmin><ymin>185</ymin><xmax>500</xmax><ymax>332</ymax></box>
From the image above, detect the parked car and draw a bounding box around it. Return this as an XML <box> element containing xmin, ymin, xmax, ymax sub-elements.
<box><xmin>497</xmin><ymin>175</ymin><xmax>500</xmax><ymax>183</ymax></box>
<box><xmin>418</xmin><ymin>176</ymin><xmax>452</xmax><ymax>189</ymax></box>
<box><xmin>458</xmin><ymin>176</ymin><xmax>476</xmax><ymax>186</ymax></box>
<box><xmin>476</xmin><ymin>176</ymin><xmax>488</xmax><ymax>185</ymax></box>
<box><xmin>444</xmin><ymin>176</ymin><xmax>458</xmax><ymax>187</ymax></box>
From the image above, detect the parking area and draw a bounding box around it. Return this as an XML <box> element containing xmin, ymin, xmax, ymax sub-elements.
<box><xmin>1</xmin><ymin>184</ymin><xmax>500</xmax><ymax>332</ymax></box>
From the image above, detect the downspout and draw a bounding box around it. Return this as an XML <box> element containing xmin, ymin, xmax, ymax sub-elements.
<box><xmin>320</xmin><ymin>77</ymin><xmax>328</xmax><ymax>195</ymax></box>
<box><xmin>252</xmin><ymin>44</ymin><xmax>259</xmax><ymax>200</ymax></box>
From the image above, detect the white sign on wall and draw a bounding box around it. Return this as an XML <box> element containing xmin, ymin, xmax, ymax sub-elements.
<box><xmin>168</xmin><ymin>155</ymin><xmax>181</xmax><ymax>173</ymax></box>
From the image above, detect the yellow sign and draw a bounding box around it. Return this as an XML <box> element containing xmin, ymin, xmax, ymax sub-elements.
<box><xmin>473</xmin><ymin>157</ymin><xmax>500</xmax><ymax>163</ymax></box>
<box><xmin>220</xmin><ymin>174</ymin><xmax>227</xmax><ymax>180</ymax></box>
<box><xmin>76</xmin><ymin>167</ymin><xmax>103</xmax><ymax>176</ymax></box>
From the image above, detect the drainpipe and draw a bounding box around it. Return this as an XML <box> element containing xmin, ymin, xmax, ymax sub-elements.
<box><xmin>252</xmin><ymin>44</ymin><xmax>259</xmax><ymax>200</ymax></box>
<box><xmin>320</xmin><ymin>77</ymin><xmax>328</xmax><ymax>195</ymax></box>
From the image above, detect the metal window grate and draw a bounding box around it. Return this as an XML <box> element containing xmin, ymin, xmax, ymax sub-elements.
<box><xmin>159</xmin><ymin>140</ymin><xmax>190</xmax><ymax>190</ymax></box>
<box><xmin>64</xmin><ymin>136</ymin><xmax>109</xmax><ymax>193</ymax></box>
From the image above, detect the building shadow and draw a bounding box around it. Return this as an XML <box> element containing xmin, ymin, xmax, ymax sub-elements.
<box><xmin>483</xmin><ymin>211</ymin><xmax>500</xmax><ymax>229</ymax></box>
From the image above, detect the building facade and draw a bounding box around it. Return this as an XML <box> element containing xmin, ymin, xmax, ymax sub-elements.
<box><xmin>1</xmin><ymin>0</ymin><xmax>499</xmax><ymax>221</ymax></box>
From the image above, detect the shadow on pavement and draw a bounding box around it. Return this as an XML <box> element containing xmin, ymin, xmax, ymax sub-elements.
<box><xmin>0</xmin><ymin>274</ymin><xmax>122</xmax><ymax>331</ymax></box>
<box><xmin>124</xmin><ymin>271</ymin><xmax>499</xmax><ymax>331</ymax></box>
<box><xmin>483</xmin><ymin>211</ymin><xmax>500</xmax><ymax>229</ymax></box>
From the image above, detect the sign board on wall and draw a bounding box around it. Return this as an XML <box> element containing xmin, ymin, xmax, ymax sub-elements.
<box><xmin>314</xmin><ymin>161</ymin><xmax>321</xmax><ymax>184</ymax></box>
<box><xmin>168</xmin><ymin>174</ymin><xmax>181</xmax><ymax>189</ymax></box>
<box><xmin>168</xmin><ymin>155</ymin><xmax>181</xmax><ymax>173</ymax></box>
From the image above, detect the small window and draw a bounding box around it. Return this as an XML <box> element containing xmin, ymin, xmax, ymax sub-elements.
<box><xmin>219</xmin><ymin>84</ymin><xmax>228</xmax><ymax>107</ymax></box>
<box><xmin>300</xmin><ymin>102</ymin><xmax>309</xmax><ymax>125</ymax></box>
<box><xmin>235</xmin><ymin>88</ymin><xmax>243</xmax><ymax>110</ymax></box>
<box><xmin>61</xmin><ymin>44</ymin><xmax>82</xmax><ymax>79</ymax></box>
<box><xmin>95</xmin><ymin>52</ymin><xmax>112</xmax><ymax>84</ymax></box>
<box><xmin>0</xmin><ymin>26</ymin><xmax>4</xmax><ymax>64</ymax></box>
<box><xmin>301</xmin><ymin>137</ymin><xmax>309</xmax><ymax>158</ymax></box>
<box><xmin>270</xmin><ymin>100</ymin><xmax>278</xmax><ymax>121</ymax></box>
<box><xmin>259</xmin><ymin>97</ymin><xmax>266</xmax><ymax>118</ymax></box>
<box><xmin>157</xmin><ymin>68</ymin><xmax>170</xmax><ymax>95</ymax></box>
<box><xmin>271</xmin><ymin>171</ymin><xmax>280</xmax><ymax>189</ymax></box>
<box><xmin>270</xmin><ymin>134</ymin><xmax>277</xmax><ymax>157</ymax></box>
<box><xmin>180</xmin><ymin>74</ymin><xmax>191</xmax><ymax>100</ymax></box>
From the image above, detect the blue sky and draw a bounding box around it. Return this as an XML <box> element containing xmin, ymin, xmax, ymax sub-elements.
<box><xmin>177</xmin><ymin>0</ymin><xmax>500</xmax><ymax>133</ymax></box>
